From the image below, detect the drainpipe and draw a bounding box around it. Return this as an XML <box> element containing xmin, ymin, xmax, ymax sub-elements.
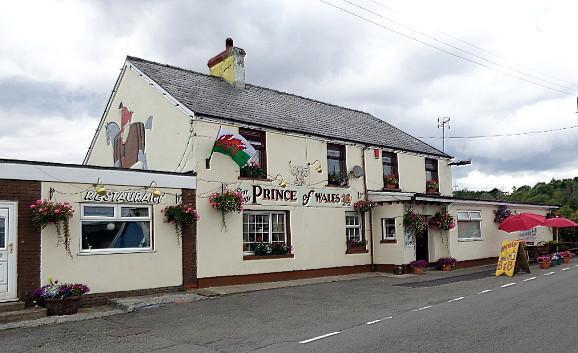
<box><xmin>362</xmin><ymin>147</ymin><xmax>375</xmax><ymax>272</ymax></box>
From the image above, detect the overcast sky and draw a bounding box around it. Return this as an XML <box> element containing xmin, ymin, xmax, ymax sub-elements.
<box><xmin>1</xmin><ymin>0</ymin><xmax>577</xmax><ymax>191</ymax></box>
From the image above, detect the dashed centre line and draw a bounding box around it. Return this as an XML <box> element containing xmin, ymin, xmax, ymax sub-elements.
<box><xmin>562</xmin><ymin>268</ymin><xmax>570</xmax><ymax>271</ymax></box>
<box><xmin>299</xmin><ymin>332</ymin><xmax>341</xmax><ymax>344</ymax></box>
<box><xmin>478</xmin><ymin>289</ymin><xmax>492</xmax><ymax>294</ymax></box>
<box><xmin>544</xmin><ymin>271</ymin><xmax>555</xmax><ymax>276</ymax></box>
<box><xmin>448</xmin><ymin>297</ymin><xmax>464</xmax><ymax>303</ymax></box>
<box><xmin>500</xmin><ymin>283</ymin><xmax>516</xmax><ymax>288</ymax></box>
<box><xmin>413</xmin><ymin>305</ymin><xmax>432</xmax><ymax>312</ymax></box>
<box><xmin>366</xmin><ymin>316</ymin><xmax>393</xmax><ymax>325</ymax></box>
<box><xmin>523</xmin><ymin>276</ymin><xmax>537</xmax><ymax>282</ymax></box>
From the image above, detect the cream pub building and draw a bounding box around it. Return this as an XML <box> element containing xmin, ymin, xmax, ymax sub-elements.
<box><xmin>84</xmin><ymin>38</ymin><xmax>554</xmax><ymax>287</ymax></box>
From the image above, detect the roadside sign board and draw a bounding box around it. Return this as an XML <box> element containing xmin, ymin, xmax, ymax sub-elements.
<box><xmin>496</xmin><ymin>240</ymin><xmax>531</xmax><ymax>277</ymax></box>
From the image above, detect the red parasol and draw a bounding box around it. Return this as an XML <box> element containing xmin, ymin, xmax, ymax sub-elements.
<box><xmin>543</xmin><ymin>217</ymin><xmax>578</xmax><ymax>228</ymax></box>
<box><xmin>544</xmin><ymin>217</ymin><xmax>578</xmax><ymax>243</ymax></box>
<box><xmin>498</xmin><ymin>213</ymin><xmax>546</xmax><ymax>233</ymax></box>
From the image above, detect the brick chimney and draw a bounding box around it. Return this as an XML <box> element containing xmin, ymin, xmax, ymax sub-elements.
<box><xmin>207</xmin><ymin>38</ymin><xmax>246</xmax><ymax>88</ymax></box>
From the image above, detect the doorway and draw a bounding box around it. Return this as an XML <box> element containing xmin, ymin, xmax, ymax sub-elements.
<box><xmin>415</xmin><ymin>228</ymin><xmax>429</xmax><ymax>262</ymax></box>
<box><xmin>0</xmin><ymin>204</ymin><xmax>17</xmax><ymax>302</ymax></box>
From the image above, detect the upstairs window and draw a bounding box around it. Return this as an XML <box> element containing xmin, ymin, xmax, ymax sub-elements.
<box><xmin>382</xmin><ymin>151</ymin><xmax>399</xmax><ymax>188</ymax></box>
<box><xmin>425</xmin><ymin>158</ymin><xmax>438</xmax><ymax>181</ymax></box>
<box><xmin>327</xmin><ymin>143</ymin><xmax>347</xmax><ymax>186</ymax></box>
<box><xmin>239</xmin><ymin>128</ymin><xmax>267</xmax><ymax>178</ymax></box>
<box><xmin>425</xmin><ymin>158</ymin><xmax>439</xmax><ymax>192</ymax></box>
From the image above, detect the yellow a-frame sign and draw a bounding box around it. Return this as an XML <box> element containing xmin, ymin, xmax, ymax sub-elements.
<box><xmin>496</xmin><ymin>240</ymin><xmax>531</xmax><ymax>277</ymax></box>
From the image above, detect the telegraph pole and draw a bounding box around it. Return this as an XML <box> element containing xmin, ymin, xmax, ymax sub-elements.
<box><xmin>438</xmin><ymin>117</ymin><xmax>451</xmax><ymax>152</ymax></box>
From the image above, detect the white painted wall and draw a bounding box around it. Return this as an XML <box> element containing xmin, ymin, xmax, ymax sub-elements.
<box><xmin>448</xmin><ymin>204</ymin><xmax>552</xmax><ymax>261</ymax></box>
<box><xmin>40</xmin><ymin>182</ymin><xmax>183</xmax><ymax>294</ymax></box>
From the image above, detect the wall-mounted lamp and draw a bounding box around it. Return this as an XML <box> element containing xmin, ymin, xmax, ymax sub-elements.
<box><xmin>147</xmin><ymin>181</ymin><xmax>162</xmax><ymax>197</ymax></box>
<box><xmin>95</xmin><ymin>178</ymin><xmax>108</xmax><ymax>196</ymax></box>
<box><xmin>308</xmin><ymin>160</ymin><xmax>323</xmax><ymax>174</ymax></box>
<box><xmin>273</xmin><ymin>174</ymin><xmax>287</xmax><ymax>188</ymax></box>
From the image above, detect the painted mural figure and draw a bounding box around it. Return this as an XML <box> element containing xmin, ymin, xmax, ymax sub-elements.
<box><xmin>105</xmin><ymin>103</ymin><xmax>153</xmax><ymax>169</ymax></box>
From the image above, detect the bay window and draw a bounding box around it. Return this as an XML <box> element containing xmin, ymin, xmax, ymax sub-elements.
<box><xmin>81</xmin><ymin>204</ymin><xmax>152</xmax><ymax>253</ymax></box>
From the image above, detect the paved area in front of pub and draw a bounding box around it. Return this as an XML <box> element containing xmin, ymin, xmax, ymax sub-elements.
<box><xmin>1</xmin><ymin>265</ymin><xmax>577</xmax><ymax>353</ymax></box>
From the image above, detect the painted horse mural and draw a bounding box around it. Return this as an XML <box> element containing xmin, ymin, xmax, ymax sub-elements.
<box><xmin>105</xmin><ymin>102</ymin><xmax>153</xmax><ymax>169</ymax></box>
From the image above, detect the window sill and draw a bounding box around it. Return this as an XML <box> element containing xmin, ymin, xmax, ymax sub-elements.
<box><xmin>243</xmin><ymin>254</ymin><xmax>294</xmax><ymax>260</ymax></box>
<box><xmin>380</xmin><ymin>239</ymin><xmax>397</xmax><ymax>244</ymax></box>
<box><xmin>346</xmin><ymin>248</ymin><xmax>369</xmax><ymax>254</ymax></box>
<box><xmin>457</xmin><ymin>238</ymin><xmax>483</xmax><ymax>242</ymax></box>
<box><xmin>326</xmin><ymin>184</ymin><xmax>350</xmax><ymax>189</ymax></box>
<box><xmin>78</xmin><ymin>249</ymin><xmax>155</xmax><ymax>256</ymax></box>
<box><xmin>238</xmin><ymin>176</ymin><xmax>271</xmax><ymax>182</ymax></box>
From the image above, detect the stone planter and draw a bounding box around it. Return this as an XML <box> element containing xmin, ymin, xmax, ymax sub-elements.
<box><xmin>413</xmin><ymin>267</ymin><xmax>425</xmax><ymax>275</ymax></box>
<box><xmin>441</xmin><ymin>264</ymin><xmax>453</xmax><ymax>272</ymax></box>
<box><xmin>539</xmin><ymin>262</ymin><xmax>551</xmax><ymax>269</ymax></box>
<box><xmin>44</xmin><ymin>296</ymin><xmax>81</xmax><ymax>316</ymax></box>
<box><xmin>563</xmin><ymin>257</ymin><xmax>571</xmax><ymax>264</ymax></box>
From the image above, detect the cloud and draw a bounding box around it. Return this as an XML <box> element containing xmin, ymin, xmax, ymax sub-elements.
<box><xmin>1</xmin><ymin>0</ymin><xmax>578</xmax><ymax>191</ymax></box>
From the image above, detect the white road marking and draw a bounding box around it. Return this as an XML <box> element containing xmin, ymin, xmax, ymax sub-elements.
<box><xmin>574</xmin><ymin>264</ymin><xmax>578</xmax><ymax>268</ymax></box>
<box><xmin>523</xmin><ymin>277</ymin><xmax>537</xmax><ymax>282</ymax></box>
<box><xmin>366</xmin><ymin>319</ymin><xmax>381</xmax><ymax>325</ymax></box>
<box><xmin>562</xmin><ymin>268</ymin><xmax>570</xmax><ymax>271</ymax></box>
<box><xmin>299</xmin><ymin>332</ymin><xmax>341</xmax><ymax>344</ymax></box>
<box><xmin>478</xmin><ymin>289</ymin><xmax>492</xmax><ymax>294</ymax></box>
<box><xmin>501</xmin><ymin>283</ymin><xmax>516</xmax><ymax>288</ymax></box>
<box><xmin>448</xmin><ymin>297</ymin><xmax>464</xmax><ymax>303</ymax></box>
<box><xmin>544</xmin><ymin>271</ymin><xmax>555</xmax><ymax>276</ymax></box>
<box><xmin>413</xmin><ymin>306</ymin><xmax>432</xmax><ymax>312</ymax></box>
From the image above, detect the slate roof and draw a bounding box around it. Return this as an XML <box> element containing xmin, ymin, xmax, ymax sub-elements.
<box><xmin>127</xmin><ymin>56</ymin><xmax>450</xmax><ymax>158</ymax></box>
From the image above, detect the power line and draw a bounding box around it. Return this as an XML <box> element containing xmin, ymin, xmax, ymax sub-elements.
<box><xmin>356</xmin><ymin>0</ymin><xmax>578</xmax><ymax>92</ymax></box>
<box><xmin>343</xmin><ymin>0</ymin><xmax>578</xmax><ymax>94</ymax></box>
<box><xmin>319</xmin><ymin>0</ymin><xmax>577</xmax><ymax>96</ymax></box>
<box><xmin>418</xmin><ymin>124</ymin><xmax>578</xmax><ymax>139</ymax></box>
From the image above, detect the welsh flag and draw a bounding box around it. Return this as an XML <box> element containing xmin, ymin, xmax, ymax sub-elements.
<box><xmin>211</xmin><ymin>127</ymin><xmax>257</xmax><ymax>167</ymax></box>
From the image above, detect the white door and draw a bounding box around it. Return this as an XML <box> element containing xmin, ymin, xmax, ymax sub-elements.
<box><xmin>0</xmin><ymin>207</ymin><xmax>16</xmax><ymax>301</ymax></box>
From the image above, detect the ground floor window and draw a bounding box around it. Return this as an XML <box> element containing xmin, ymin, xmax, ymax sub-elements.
<box><xmin>81</xmin><ymin>204</ymin><xmax>152</xmax><ymax>253</ymax></box>
<box><xmin>457</xmin><ymin>210</ymin><xmax>482</xmax><ymax>240</ymax></box>
<box><xmin>345</xmin><ymin>212</ymin><xmax>362</xmax><ymax>241</ymax></box>
<box><xmin>243</xmin><ymin>211</ymin><xmax>289</xmax><ymax>254</ymax></box>
<box><xmin>381</xmin><ymin>218</ymin><xmax>396</xmax><ymax>240</ymax></box>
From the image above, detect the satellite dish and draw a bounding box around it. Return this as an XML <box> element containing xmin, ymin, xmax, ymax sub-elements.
<box><xmin>351</xmin><ymin>166</ymin><xmax>365</xmax><ymax>178</ymax></box>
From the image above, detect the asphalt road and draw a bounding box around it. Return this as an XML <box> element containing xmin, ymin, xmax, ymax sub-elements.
<box><xmin>1</xmin><ymin>265</ymin><xmax>577</xmax><ymax>353</ymax></box>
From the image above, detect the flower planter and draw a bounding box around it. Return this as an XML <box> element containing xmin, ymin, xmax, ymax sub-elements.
<box><xmin>413</xmin><ymin>267</ymin><xmax>425</xmax><ymax>275</ymax></box>
<box><xmin>44</xmin><ymin>296</ymin><xmax>81</xmax><ymax>316</ymax></box>
<box><xmin>441</xmin><ymin>264</ymin><xmax>453</xmax><ymax>272</ymax></box>
<box><xmin>563</xmin><ymin>257</ymin><xmax>571</xmax><ymax>264</ymax></box>
<box><xmin>539</xmin><ymin>262</ymin><xmax>551</xmax><ymax>270</ymax></box>
<box><xmin>385</xmin><ymin>184</ymin><xmax>397</xmax><ymax>190</ymax></box>
<box><xmin>553</xmin><ymin>258</ymin><xmax>562</xmax><ymax>266</ymax></box>
<box><xmin>426</xmin><ymin>189</ymin><xmax>438</xmax><ymax>194</ymax></box>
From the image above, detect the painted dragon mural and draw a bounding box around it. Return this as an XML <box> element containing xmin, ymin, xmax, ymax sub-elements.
<box><xmin>105</xmin><ymin>102</ymin><xmax>153</xmax><ymax>169</ymax></box>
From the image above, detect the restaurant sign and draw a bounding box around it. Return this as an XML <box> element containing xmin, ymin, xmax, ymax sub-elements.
<box><xmin>83</xmin><ymin>190</ymin><xmax>165</xmax><ymax>204</ymax></box>
<box><xmin>238</xmin><ymin>184</ymin><xmax>357</xmax><ymax>208</ymax></box>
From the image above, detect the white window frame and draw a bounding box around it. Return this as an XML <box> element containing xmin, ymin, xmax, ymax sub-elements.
<box><xmin>345</xmin><ymin>212</ymin><xmax>362</xmax><ymax>241</ymax></box>
<box><xmin>80</xmin><ymin>204</ymin><xmax>154</xmax><ymax>255</ymax></box>
<box><xmin>242</xmin><ymin>210</ymin><xmax>288</xmax><ymax>255</ymax></box>
<box><xmin>457</xmin><ymin>210</ymin><xmax>483</xmax><ymax>241</ymax></box>
<box><xmin>381</xmin><ymin>218</ymin><xmax>396</xmax><ymax>240</ymax></box>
